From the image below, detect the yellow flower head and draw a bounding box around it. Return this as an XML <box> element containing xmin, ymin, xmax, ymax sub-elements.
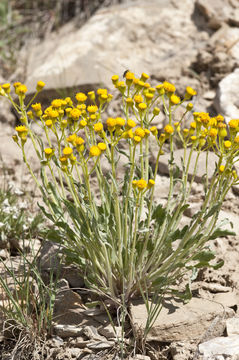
<box><xmin>224</xmin><ymin>140</ymin><xmax>232</xmax><ymax>149</ymax></box>
<box><xmin>185</xmin><ymin>86</ymin><xmax>197</xmax><ymax>99</ymax></box>
<box><xmin>145</xmin><ymin>92</ymin><xmax>154</xmax><ymax>102</ymax></box>
<box><xmin>126</xmin><ymin>97</ymin><xmax>134</xmax><ymax>107</ymax></box>
<box><xmin>89</xmin><ymin>145</ymin><xmax>101</xmax><ymax>157</ymax></box>
<box><xmin>45</xmin><ymin>119</ymin><xmax>53</xmax><ymax>128</ymax></box>
<box><xmin>67</xmin><ymin>134</ymin><xmax>77</xmax><ymax>144</ymax></box>
<box><xmin>135</xmin><ymin>127</ymin><xmax>145</xmax><ymax>138</ymax></box>
<box><xmin>141</xmin><ymin>72</ymin><xmax>149</xmax><ymax>82</ymax></box>
<box><xmin>76</xmin><ymin>92</ymin><xmax>87</xmax><ymax>103</ymax></box>
<box><xmin>216</xmin><ymin>114</ymin><xmax>224</xmax><ymax>122</ymax></box>
<box><xmin>134</xmin><ymin>94</ymin><xmax>143</xmax><ymax>104</ymax></box>
<box><xmin>51</xmin><ymin>99</ymin><xmax>64</xmax><ymax>108</ymax></box>
<box><xmin>147</xmin><ymin>179</ymin><xmax>155</xmax><ymax>189</ymax></box>
<box><xmin>164</xmin><ymin>124</ymin><xmax>174</xmax><ymax>135</ymax></box>
<box><xmin>170</xmin><ymin>94</ymin><xmax>180</xmax><ymax>105</ymax></box>
<box><xmin>116</xmin><ymin>117</ymin><xmax>126</xmax><ymax>127</ymax></box>
<box><xmin>59</xmin><ymin>156</ymin><xmax>68</xmax><ymax>165</ymax></box>
<box><xmin>153</xmin><ymin>107</ymin><xmax>160</xmax><ymax>116</ymax></box>
<box><xmin>155</xmin><ymin>84</ymin><xmax>165</xmax><ymax>95</ymax></box>
<box><xmin>219</xmin><ymin>165</ymin><xmax>225</xmax><ymax>173</ymax></box>
<box><xmin>163</xmin><ymin>81</ymin><xmax>176</xmax><ymax>93</ymax></box>
<box><xmin>187</xmin><ymin>103</ymin><xmax>194</xmax><ymax>111</ymax></box>
<box><xmin>138</xmin><ymin>102</ymin><xmax>147</xmax><ymax>111</ymax></box>
<box><xmin>228</xmin><ymin>119</ymin><xmax>239</xmax><ymax>129</ymax></box>
<box><xmin>107</xmin><ymin>117</ymin><xmax>117</xmax><ymax>130</ymax></box>
<box><xmin>2</xmin><ymin>83</ymin><xmax>11</xmax><ymax>94</ymax></box>
<box><xmin>36</xmin><ymin>81</ymin><xmax>45</xmax><ymax>91</ymax></box>
<box><xmin>136</xmin><ymin>178</ymin><xmax>147</xmax><ymax>191</ymax></box>
<box><xmin>98</xmin><ymin>142</ymin><xmax>107</xmax><ymax>151</ymax></box>
<box><xmin>209</xmin><ymin>128</ymin><xmax>218</xmax><ymax>138</ymax></box>
<box><xmin>97</xmin><ymin>88</ymin><xmax>108</xmax><ymax>96</ymax></box>
<box><xmin>134</xmin><ymin>135</ymin><xmax>142</xmax><ymax>144</ymax></box>
<box><xmin>63</xmin><ymin>147</ymin><xmax>73</xmax><ymax>157</ymax></box>
<box><xmin>126</xmin><ymin>119</ymin><xmax>136</xmax><ymax>129</ymax></box>
<box><xmin>111</xmin><ymin>75</ymin><xmax>119</xmax><ymax>85</ymax></box>
<box><xmin>16</xmin><ymin>125</ymin><xmax>28</xmax><ymax>135</ymax></box>
<box><xmin>87</xmin><ymin>91</ymin><xmax>95</xmax><ymax>101</ymax></box>
<box><xmin>125</xmin><ymin>71</ymin><xmax>135</xmax><ymax>86</ymax></box>
<box><xmin>94</xmin><ymin>123</ymin><xmax>103</xmax><ymax>132</ymax></box>
<box><xmin>70</xmin><ymin>108</ymin><xmax>81</xmax><ymax>120</ymax></box>
<box><xmin>15</xmin><ymin>84</ymin><xmax>28</xmax><ymax>96</ymax></box>
<box><xmin>80</xmin><ymin>120</ymin><xmax>87</xmax><ymax>128</ymax></box>
<box><xmin>32</xmin><ymin>103</ymin><xmax>42</xmax><ymax>112</ymax></box>
<box><xmin>150</xmin><ymin>126</ymin><xmax>158</xmax><ymax>136</ymax></box>
<box><xmin>44</xmin><ymin>148</ymin><xmax>54</xmax><ymax>158</ymax></box>
<box><xmin>87</xmin><ymin>105</ymin><xmax>98</xmax><ymax>113</ymax></box>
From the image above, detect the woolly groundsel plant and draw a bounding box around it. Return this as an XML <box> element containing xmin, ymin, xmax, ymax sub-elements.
<box><xmin>0</xmin><ymin>72</ymin><xmax>238</xmax><ymax>343</ymax></box>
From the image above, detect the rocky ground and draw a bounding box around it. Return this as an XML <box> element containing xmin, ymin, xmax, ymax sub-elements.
<box><xmin>1</xmin><ymin>0</ymin><xmax>239</xmax><ymax>359</ymax></box>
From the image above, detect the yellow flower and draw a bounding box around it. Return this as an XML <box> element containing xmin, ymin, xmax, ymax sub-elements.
<box><xmin>45</xmin><ymin>120</ymin><xmax>53</xmax><ymax>128</ymax></box>
<box><xmin>98</xmin><ymin>142</ymin><xmax>107</xmax><ymax>151</ymax></box>
<box><xmin>183</xmin><ymin>129</ymin><xmax>189</xmax><ymax>138</ymax></box>
<box><xmin>51</xmin><ymin>99</ymin><xmax>64</xmax><ymax>108</ymax></box>
<box><xmin>187</xmin><ymin>103</ymin><xmax>193</xmax><ymax>111</ymax></box>
<box><xmin>70</xmin><ymin>108</ymin><xmax>81</xmax><ymax>120</ymax></box>
<box><xmin>141</xmin><ymin>72</ymin><xmax>149</xmax><ymax>82</ymax></box>
<box><xmin>15</xmin><ymin>84</ymin><xmax>28</xmax><ymax>96</ymax></box>
<box><xmin>147</xmin><ymin>179</ymin><xmax>155</xmax><ymax>189</ymax></box>
<box><xmin>44</xmin><ymin>148</ymin><xmax>54</xmax><ymax>159</ymax></box>
<box><xmin>153</xmin><ymin>107</ymin><xmax>160</xmax><ymax>116</ymax></box>
<box><xmin>155</xmin><ymin>84</ymin><xmax>165</xmax><ymax>95</ymax></box>
<box><xmin>163</xmin><ymin>81</ymin><xmax>176</xmax><ymax>93</ymax></box>
<box><xmin>116</xmin><ymin>117</ymin><xmax>126</xmax><ymax>127</ymax></box>
<box><xmin>2</xmin><ymin>83</ymin><xmax>11</xmax><ymax>94</ymax></box>
<box><xmin>126</xmin><ymin>97</ymin><xmax>134</xmax><ymax>107</ymax></box>
<box><xmin>136</xmin><ymin>178</ymin><xmax>147</xmax><ymax>190</ymax></box>
<box><xmin>97</xmin><ymin>88</ymin><xmax>108</xmax><ymax>96</ymax></box>
<box><xmin>32</xmin><ymin>103</ymin><xmax>41</xmax><ymax>112</ymax></box>
<box><xmin>16</xmin><ymin>125</ymin><xmax>28</xmax><ymax>136</ymax></box>
<box><xmin>209</xmin><ymin>128</ymin><xmax>218</xmax><ymax>138</ymax></box>
<box><xmin>138</xmin><ymin>102</ymin><xmax>147</xmax><ymax>111</ymax></box>
<box><xmin>224</xmin><ymin>140</ymin><xmax>232</xmax><ymax>149</ymax></box>
<box><xmin>67</xmin><ymin>134</ymin><xmax>77</xmax><ymax>144</ymax></box>
<box><xmin>76</xmin><ymin>92</ymin><xmax>87</xmax><ymax>102</ymax></box>
<box><xmin>150</xmin><ymin>126</ymin><xmax>158</xmax><ymax>136</ymax></box>
<box><xmin>87</xmin><ymin>91</ymin><xmax>95</xmax><ymax>101</ymax></box>
<box><xmin>89</xmin><ymin>145</ymin><xmax>101</xmax><ymax>157</ymax></box>
<box><xmin>190</xmin><ymin>122</ymin><xmax>196</xmax><ymax>130</ymax></box>
<box><xmin>126</xmin><ymin>119</ymin><xmax>136</xmax><ymax>129</ymax></box>
<box><xmin>144</xmin><ymin>129</ymin><xmax>150</xmax><ymax>137</ymax></box>
<box><xmin>125</xmin><ymin>71</ymin><xmax>135</xmax><ymax>86</ymax></box>
<box><xmin>75</xmin><ymin>137</ymin><xmax>85</xmax><ymax>152</ymax></box>
<box><xmin>185</xmin><ymin>86</ymin><xmax>197</xmax><ymax>99</ymax></box>
<box><xmin>170</xmin><ymin>94</ymin><xmax>180</xmax><ymax>105</ymax></box>
<box><xmin>145</xmin><ymin>93</ymin><xmax>154</xmax><ymax>102</ymax></box>
<box><xmin>164</xmin><ymin>125</ymin><xmax>174</xmax><ymax>135</ymax></box>
<box><xmin>134</xmin><ymin>94</ymin><xmax>143</xmax><ymax>104</ymax></box>
<box><xmin>63</xmin><ymin>147</ymin><xmax>73</xmax><ymax>157</ymax></box>
<box><xmin>219</xmin><ymin>165</ymin><xmax>225</xmax><ymax>173</ymax></box>
<box><xmin>216</xmin><ymin>114</ymin><xmax>224</xmax><ymax>122</ymax></box>
<box><xmin>134</xmin><ymin>135</ymin><xmax>142</xmax><ymax>144</ymax></box>
<box><xmin>107</xmin><ymin>117</ymin><xmax>117</xmax><ymax>130</ymax></box>
<box><xmin>36</xmin><ymin>81</ymin><xmax>45</xmax><ymax>91</ymax></box>
<box><xmin>94</xmin><ymin>123</ymin><xmax>103</xmax><ymax>132</ymax></box>
<box><xmin>59</xmin><ymin>156</ymin><xmax>68</xmax><ymax>165</ymax></box>
<box><xmin>228</xmin><ymin>119</ymin><xmax>239</xmax><ymax>129</ymax></box>
<box><xmin>111</xmin><ymin>75</ymin><xmax>119</xmax><ymax>85</ymax></box>
<box><xmin>87</xmin><ymin>105</ymin><xmax>98</xmax><ymax>113</ymax></box>
<box><xmin>135</xmin><ymin>127</ymin><xmax>145</xmax><ymax>138</ymax></box>
<box><xmin>218</xmin><ymin>123</ymin><xmax>227</xmax><ymax>138</ymax></box>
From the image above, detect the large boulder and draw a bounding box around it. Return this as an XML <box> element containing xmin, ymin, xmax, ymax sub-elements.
<box><xmin>24</xmin><ymin>0</ymin><xmax>204</xmax><ymax>93</ymax></box>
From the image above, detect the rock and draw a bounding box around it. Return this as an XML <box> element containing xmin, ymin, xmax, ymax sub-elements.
<box><xmin>217</xmin><ymin>210</ymin><xmax>239</xmax><ymax>236</ymax></box>
<box><xmin>213</xmin><ymin>291</ymin><xmax>239</xmax><ymax>309</ymax></box>
<box><xmin>53</xmin><ymin>324</ymin><xmax>83</xmax><ymax>338</ymax></box>
<box><xmin>129</xmin><ymin>355</ymin><xmax>151</xmax><ymax>360</ymax></box>
<box><xmin>199</xmin><ymin>335</ymin><xmax>239</xmax><ymax>357</ymax></box>
<box><xmin>24</xmin><ymin>0</ymin><xmax>200</xmax><ymax>93</ymax></box>
<box><xmin>157</xmin><ymin>149</ymin><xmax>218</xmax><ymax>183</ymax></box>
<box><xmin>98</xmin><ymin>324</ymin><xmax>122</xmax><ymax>339</ymax></box>
<box><xmin>170</xmin><ymin>341</ymin><xmax>197</xmax><ymax>360</ymax></box>
<box><xmin>130</xmin><ymin>297</ymin><xmax>234</xmax><ymax>342</ymax></box>
<box><xmin>87</xmin><ymin>340</ymin><xmax>114</xmax><ymax>350</ymax></box>
<box><xmin>214</xmin><ymin>68</ymin><xmax>239</xmax><ymax>123</ymax></box>
<box><xmin>227</xmin><ymin>317</ymin><xmax>239</xmax><ymax>336</ymax></box>
<box><xmin>37</xmin><ymin>241</ymin><xmax>62</xmax><ymax>271</ymax></box>
<box><xmin>195</xmin><ymin>0</ymin><xmax>237</xmax><ymax>30</ymax></box>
